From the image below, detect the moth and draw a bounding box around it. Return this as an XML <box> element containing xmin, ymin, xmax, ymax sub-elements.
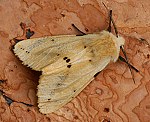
<box><xmin>13</xmin><ymin>10</ymin><xmax>136</xmax><ymax>114</ymax></box>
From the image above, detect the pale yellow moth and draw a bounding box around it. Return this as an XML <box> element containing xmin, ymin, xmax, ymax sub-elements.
<box><xmin>13</xmin><ymin>5</ymin><xmax>128</xmax><ymax>114</ymax></box>
<box><xmin>13</xmin><ymin>29</ymin><xmax>125</xmax><ymax>114</ymax></box>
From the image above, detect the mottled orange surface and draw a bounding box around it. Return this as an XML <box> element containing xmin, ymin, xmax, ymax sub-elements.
<box><xmin>0</xmin><ymin>0</ymin><xmax>149</xmax><ymax>122</ymax></box>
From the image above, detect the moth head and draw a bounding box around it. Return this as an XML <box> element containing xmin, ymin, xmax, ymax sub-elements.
<box><xmin>111</xmin><ymin>34</ymin><xmax>125</xmax><ymax>62</ymax></box>
<box><xmin>116</xmin><ymin>36</ymin><xmax>125</xmax><ymax>48</ymax></box>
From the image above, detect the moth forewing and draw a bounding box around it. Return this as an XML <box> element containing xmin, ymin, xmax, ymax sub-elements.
<box><xmin>13</xmin><ymin>30</ymin><xmax>125</xmax><ymax>114</ymax></box>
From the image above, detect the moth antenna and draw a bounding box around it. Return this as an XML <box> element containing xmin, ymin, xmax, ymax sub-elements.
<box><xmin>102</xmin><ymin>2</ymin><xmax>136</xmax><ymax>83</ymax></box>
<box><xmin>102</xmin><ymin>2</ymin><xmax>118</xmax><ymax>37</ymax></box>
<box><xmin>119</xmin><ymin>56</ymin><xmax>140</xmax><ymax>83</ymax></box>
<box><xmin>119</xmin><ymin>56</ymin><xmax>139</xmax><ymax>73</ymax></box>
<box><xmin>107</xmin><ymin>10</ymin><xmax>112</xmax><ymax>32</ymax></box>
<box><xmin>71</xmin><ymin>24</ymin><xmax>86</xmax><ymax>36</ymax></box>
<box><xmin>120</xmin><ymin>47</ymin><xmax>136</xmax><ymax>83</ymax></box>
<box><xmin>111</xmin><ymin>17</ymin><xmax>118</xmax><ymax>37</ymax></box>
<box><xmin>110</xmin><ymin>10</ymin><xmax>135</xmax><ymax>83</ymax></box>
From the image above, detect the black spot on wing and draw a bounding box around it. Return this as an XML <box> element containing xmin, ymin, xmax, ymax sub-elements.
<box><xmin>26</xmin><ymin>51</ymin><xmax>30</xmax><ymax>53</ymax></box>
<box><xmin>63</xmin><ymin>57</ymin><xmax>71</xmax><ymax>63</ymax></box>
<box><xmin>67</xmin><ymin>64</ymin><xmax>72</xmax><ymax>68</ymax></box>
<box><xmin>63</xmin><ymin>57</ymin><xmax>68</xmax><ymax>60</ymax></box>
<box><xmin>66</xmin><ymin>59</ymin><xmax>70</xmax><ymax>63</ymax></box>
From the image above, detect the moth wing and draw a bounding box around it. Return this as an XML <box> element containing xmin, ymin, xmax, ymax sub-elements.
<box><xmin>13</xmin><ymin>35</ymin><xmax>89</xmax><ymax>71</ymax></box>
<box><xmin>13</xmin><ymin>31</ymin><xmax>121</xmax><ymax>114</ymax></box>
<box><xmin>37</xmin><ymin>56</ymin><xmax>111</xmax><ymax>114</ymax></box>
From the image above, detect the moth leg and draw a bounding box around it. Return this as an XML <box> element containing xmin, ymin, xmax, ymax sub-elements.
<box><xmin>72</xmin><ymin>24</ymin><xmax>86</xmax><ymax>36</ymax></box>
<box><xmin>0</xmin><ymin>90</ymin><xmax>33</xmax><ymax>106</ymax></box>
<box><xmin>26</xmin><ymin>28</ymin><xmax>34</xmax><ymax>39</ymax></box>
<box><xmin>10</xmin><ymin>23</ymin><xmax>34</xmax><ymax>51</ymax></box>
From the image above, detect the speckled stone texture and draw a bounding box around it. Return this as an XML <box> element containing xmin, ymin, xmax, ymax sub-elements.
<box><xmin>0</xmin><ymin>0</ymin><xmax>149</xmax><ymax>122</ymax></box>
